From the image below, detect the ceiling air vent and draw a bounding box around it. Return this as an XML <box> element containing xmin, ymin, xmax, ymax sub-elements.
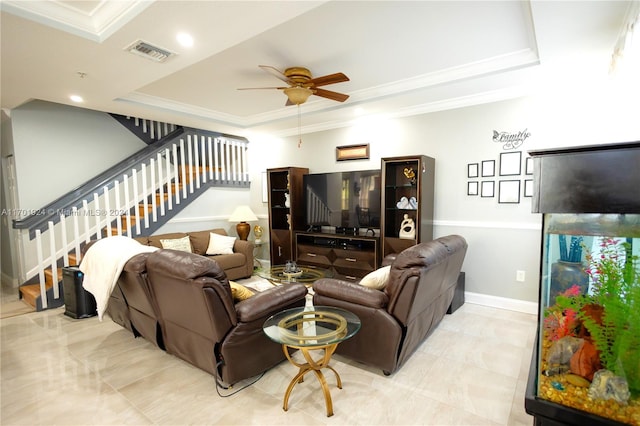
<box><xmin>125</xmin><ymin>40</ymin><xmax>175</xmax><ymax>63</ymax></box>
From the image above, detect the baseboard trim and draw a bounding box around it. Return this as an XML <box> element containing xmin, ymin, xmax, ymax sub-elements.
<box><xmin>465</xmin><ymin>291</ymin><xmax>538</xmax><ymax>315</ymax></box>
<box><xmin>1</xmin><ymin>271</ymin><xmax>19</xmax><ymax>289</ymax></box>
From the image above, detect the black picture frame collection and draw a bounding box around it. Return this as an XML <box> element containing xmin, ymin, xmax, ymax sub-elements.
<box><xmin>467</xmin><ymin>151</ymin><xmax>532</xmax><ymax>203</ymax></box>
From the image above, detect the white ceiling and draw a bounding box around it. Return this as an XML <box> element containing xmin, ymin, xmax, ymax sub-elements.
<box><xmin>0</xmin><ymin>1</ymin><xmax>631</xmax><ymax>139</ymax></box>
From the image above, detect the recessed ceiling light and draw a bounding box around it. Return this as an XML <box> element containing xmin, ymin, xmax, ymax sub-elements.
<box><xmin>176</xmin><ymin>32</ymin><xmax>194</xmax><ymax>48</ymax></box>
<box><xmin>70</xmin><ymin>95</ymin><xmax>84</xmax><ymax>103</ymax></box>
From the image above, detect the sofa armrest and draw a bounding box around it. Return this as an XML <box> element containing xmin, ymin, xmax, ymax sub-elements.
<box><xmin>381</xmin><ymin>253</ymin><xmax>397</xmax><ymax>267</ymax></box>
<box><xmin>235</xmin><ymin>283</ymin><xmax>308</xmax><ymax>323</ymax></box>
<box><xmin>122</xmin><ymin>252</ymin><xmax>150</xmax><ymax>273</ymax></box>
<box><xmin>313</xmin><ymin>278</ymin><xmax>388</xmax><ymax>309</ymax></box>
<box><xmin>233</xmin><ymin>239</ymin><xmax>254</xmax><ymax>261</ymax></box>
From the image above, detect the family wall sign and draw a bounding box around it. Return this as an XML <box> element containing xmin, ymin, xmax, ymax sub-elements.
<box><xmin>493</xmin><ymin>128</ymin><xmax>531</xmax><ymax>150</ymax></box>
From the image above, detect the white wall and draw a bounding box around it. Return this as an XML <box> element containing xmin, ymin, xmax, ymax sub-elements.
<box><xmin>244</xmin><ymin>87</ymin><xmax>640</xmax><ymax>305</ymax></box>
<box><xmin>10</xmin><ymin>100</ymin><xmax>146</xmax><ymax>210</ymax></box>
<box><xmin>154</xmin><ymin>187</ymin><xmax>252</xmax><ymax>238</ymax></box>
<box><xmin>1</xmin><ymin>110</ymin><xmax>17</xmax><ymax>286</ymax></box>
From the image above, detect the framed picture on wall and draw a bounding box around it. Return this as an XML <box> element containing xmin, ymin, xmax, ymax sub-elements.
<box><xmin>499</xmin><ymin>151</ymin><xmax>522</xmax><ymax>176</ymax></box>
<box><xmin>481</xmin><ymin>181</ymin><xmax>495</xmax><ymax>197</ymax></box>
<box><xmin>467</xmin><ymin>181</ymin><xmax>479</xmax><ymax>196</ymax></box>
<box><xmin>524</xmin><ymin>179</ymin><xmax>533</xmax><ymax>197</ymax></box>
<box><xmin>467</xmin><ymin>163</ymin><xmax>479</xmax><ymax>178</ymax></box>
<box><xmin>499</xmin><ymin>180</ymin><xmax>520</xmax><ymax>203</ymax></box>
<box><xmin>525</xmin><ymin>157</ymin><xmax>534</xmax><ymax>175</ymax></box>
<box><xmin>262</xmin><ymin>171</ymin><xmax>268</xmax><ymax>203</ymax></box>
<box><xmin>481</xmin><ymin>160</ymin><xmax>495</xmax><ymax>177</ymax></box>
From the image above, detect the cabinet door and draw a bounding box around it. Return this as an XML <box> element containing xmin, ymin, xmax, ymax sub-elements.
<box><xmin>270</xmin><ymin>229</ymin><xmax>291</xmax><ymax>265</ymax></box>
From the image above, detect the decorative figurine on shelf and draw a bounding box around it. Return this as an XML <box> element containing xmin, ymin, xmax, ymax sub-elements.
<box><xmin>253</xmin><ymin>225</ymin><xmax>263</xmax><ymax>244</ymax></box>
<box><xmin>403</xmin><ymin>167</ymin><xmax>417</xmax><ymax>185</ymax></box>
<box><xmin>396</xmin><ymin>196</ymin><xmax>418</xmax><ymax>210</ymax></box>
<box><xmin>284</xmin><ymin>192</ymin><xmax>291</xmax><ymax>208</ymax></box>
<box><xmin>399</xmin><ymin>214</ymin><xmax>416</xmax><ymax>239</ymax></box>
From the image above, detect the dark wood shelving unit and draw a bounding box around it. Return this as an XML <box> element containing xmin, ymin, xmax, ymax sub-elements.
<box><xmin>267</xmin><ymin>167</ymin><xmax>308</xmax><ymax>265</ymax></box>
<box><xmin>381</xmin><ymin>155</ymin><xmax>435</xmax><ymax>258</ymax></box>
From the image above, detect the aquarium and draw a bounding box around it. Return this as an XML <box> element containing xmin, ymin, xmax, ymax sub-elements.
<box><xmin>537</xmin><ymin>213</ymin><xmax>640</xmax><ymax>425</ymax></box>
<box><xmin>525</xmin><ymin>141</ymin><xmax>640</xmax><ymax>426</ymax></box>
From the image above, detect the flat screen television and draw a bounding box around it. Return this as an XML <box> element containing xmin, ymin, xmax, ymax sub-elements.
<box><xmin>304</xmin><ymin>169</ymin><xmax>381</xmax><ymax>232</ymax></box>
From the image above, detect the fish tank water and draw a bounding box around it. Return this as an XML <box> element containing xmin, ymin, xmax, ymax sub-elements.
<box><xmin>538</xmin><ymin>214</ymin><xmax>640</xmax><ymax>424</ymax></box>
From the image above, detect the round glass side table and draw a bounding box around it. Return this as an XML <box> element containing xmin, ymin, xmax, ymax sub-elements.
<box><xmin>263</xmin><ymin>306</ymin><xmax>361</xmax><ymax>417</ymax></box>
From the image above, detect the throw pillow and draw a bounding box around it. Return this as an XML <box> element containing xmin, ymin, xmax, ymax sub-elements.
<box><xmin>160</xmin><ymin>236</ymin><xmax>192</xmax><ymax>253</ymax></box>
<box><xmin>229</xmin><ymin>281</ymin><xmax>254</xmax><ymax>302</ymax></box>
<box><xmin>359</xmin><ymin>265</ymin><xmax>391</xmax><ymax>290</ymax></box>
<box><xmin>206</xmin><ymin>232</ymin><xmax>236</xmax><ymax>255</ymax></box>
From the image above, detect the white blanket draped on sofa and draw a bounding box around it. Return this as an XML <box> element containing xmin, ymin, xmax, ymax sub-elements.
<box><xmin>80</xmin><ymin>236</ymin><xmax>158</xmax><ymax>320</ymax></box>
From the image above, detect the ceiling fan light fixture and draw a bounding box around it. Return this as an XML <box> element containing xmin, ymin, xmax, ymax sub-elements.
<box><xmin>284</xmin><ymin>86</ymin><xmax>313</xmax><ymax>105</ymax></box>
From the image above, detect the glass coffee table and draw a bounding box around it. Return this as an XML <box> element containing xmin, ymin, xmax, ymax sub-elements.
<box><xmin>263</xmin><ymin>306</ymin><xmax>361</xmax><ymax>417</ymax></box>
<box><xmin>256</xmin><ymin>264</ymin><xmax>333</xmax><ymax>286</ymax></box>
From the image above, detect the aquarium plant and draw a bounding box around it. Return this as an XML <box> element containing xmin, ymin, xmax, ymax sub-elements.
<box><xmin>553</xmin><ymin>237</ymin><xmax>640</xmax><ymax>395</ymax></box>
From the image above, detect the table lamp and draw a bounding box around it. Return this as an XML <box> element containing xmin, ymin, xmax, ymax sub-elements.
<box><xmin>228</xmin><ymin>206</ymin><xmax>258</xmax><ymax>240</ymax></box>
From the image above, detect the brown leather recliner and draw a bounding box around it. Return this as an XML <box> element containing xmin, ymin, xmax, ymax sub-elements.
<box><xmin>312</xmin><ymin>235</ymin><xmax>468</xmax><ymax>375</ymax></box>
<box><xmin>144</xmin><ymin>249</ymin><xmax>309</xmax><ymax>385</ymax></box>
<box><xmin>116</xmin><ymin>252</ymin><xmax>164</xmax><ymax>349</ymax></box>
<box><xmin>82</xmin><ymin>240</ymin><xmax>160</xmax><ymax>345</ymax></box>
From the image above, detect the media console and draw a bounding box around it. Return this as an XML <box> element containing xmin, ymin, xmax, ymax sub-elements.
<box><xmin>295</xmin><ymin>232</ymin><xmax>379</xmax><ymax>281</ymax></box>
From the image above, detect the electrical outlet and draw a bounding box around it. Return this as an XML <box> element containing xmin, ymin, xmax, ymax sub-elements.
<box><xmin>516</xmin><ymin>270</ymin><xmax>526</xmax><ymax>282</ymax></box>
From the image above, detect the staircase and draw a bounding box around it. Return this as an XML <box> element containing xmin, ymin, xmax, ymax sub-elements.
<box><xmin>14</xmin><ymin>122</ymin><xmax>251</xmax><ymax>311</ymax></box>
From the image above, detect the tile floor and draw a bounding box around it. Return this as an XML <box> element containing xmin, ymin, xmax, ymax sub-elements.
<box><xmin>0</xmin><ymin>277</ymin><xmax>537</xmax><ymax>425</ymax></box>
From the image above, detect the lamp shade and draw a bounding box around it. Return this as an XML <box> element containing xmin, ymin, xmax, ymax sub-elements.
<box><xmin>228</xmin><ymin>206</ymin><xmax>258</xmax><ymax>223</ymax></box>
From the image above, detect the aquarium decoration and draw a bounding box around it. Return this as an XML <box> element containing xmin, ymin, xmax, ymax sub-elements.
<box><xmin>558</xmin><ymin>235</ymin><xmax>584</xmax><ymax>262</ymax></box>
<box><xmin>542</xmin><ymin>237</ymin><xmax>640</xmax><ymax>422</ymax></box>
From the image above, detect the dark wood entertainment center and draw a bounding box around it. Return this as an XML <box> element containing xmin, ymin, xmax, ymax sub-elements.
<box><xmin>296</xmin><ymin>232</ymin><xmax>378</xmax><ymax>281</ymax></box>
<box><xmin>266</xmin><ymin>155</ymin><xmax>435</xmax><ymax>280</ymax></box>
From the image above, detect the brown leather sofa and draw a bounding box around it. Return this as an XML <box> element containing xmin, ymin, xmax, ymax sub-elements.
<box><xmin>82</xmin><ymin>240</ymin><xmax>162</xmax><ymax>347</ymax></box>
<box><xmin>114</xmin><ymin>252</ymin><xmax>164</xmax><ymax>349</ymax></box>
<box><xmin>144</xmin><ymin>249</ymin><xmax>308</xmax><ymax>385</ymax></box>
<box><xmin>134</xmin><ymin>228</ymin><xmax>253</xmax><ymax>280</ymax></box>
<box><xmin>312</xmin><ymin>235</ymin><xmax>467</xmax><ymax>375</ymax></box>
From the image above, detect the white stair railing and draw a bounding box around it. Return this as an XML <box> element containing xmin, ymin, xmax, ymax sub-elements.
<box><xmin>307</xmin><ymin>189</ymin><xmax>332</xmax><ymax>226</ymax></box>
<box><xmin>132</xmin><ymin>117</ymin><xmax>178</xmax><ymax>141</ymax></box>
<box><xmin>18</xmin><ymin>134</ymin><xmax>250</xmax><ymax>309</ymax></box>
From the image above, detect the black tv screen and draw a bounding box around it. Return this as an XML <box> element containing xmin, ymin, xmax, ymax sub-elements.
<box><xmin>304</xmin><ymin>170</ymin><xmax>381</xmax><ymax>230</ymax></box>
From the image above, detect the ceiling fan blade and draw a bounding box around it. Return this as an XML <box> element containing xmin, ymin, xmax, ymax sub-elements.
<box><xmin>237</xmin><ymin>86</ymin><xmax>287</xmax><ymax>90</ymax></box>
<box><xmin>308</xmin><ymin>72</ymin><xmax>349</xmax><ymax>87</ymax></box>
<box><xmin>313</xmin><ymin>88</ymin><xmax>349</xmax><ymax>102</ymax></box>
<box><xmin>259</xmin><ymin>65</ymin><xmax>291</xmax><ymax>83</ymax></box>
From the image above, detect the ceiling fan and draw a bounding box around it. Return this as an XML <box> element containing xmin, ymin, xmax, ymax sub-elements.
<box><xmin>238</xmin><ymin>65</ymin><xmax>350</xmax><ymax>106</ymax></box>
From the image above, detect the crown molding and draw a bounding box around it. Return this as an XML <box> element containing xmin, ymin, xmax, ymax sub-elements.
<box><xmin>117</xmin><ymin>47</ymin><xmax>539</xmax><ymax>136</ymax></box>
<box><xmin>0</xmin><ymin>0</ymin><xmax>152</xmax><ymax>42</ymax></box>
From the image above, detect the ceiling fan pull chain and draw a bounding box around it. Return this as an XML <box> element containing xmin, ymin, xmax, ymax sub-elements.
<box><xmin>297</xmin><ymin>104</ymin><xmax>303</xmax><ymax>148</ymax></box>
